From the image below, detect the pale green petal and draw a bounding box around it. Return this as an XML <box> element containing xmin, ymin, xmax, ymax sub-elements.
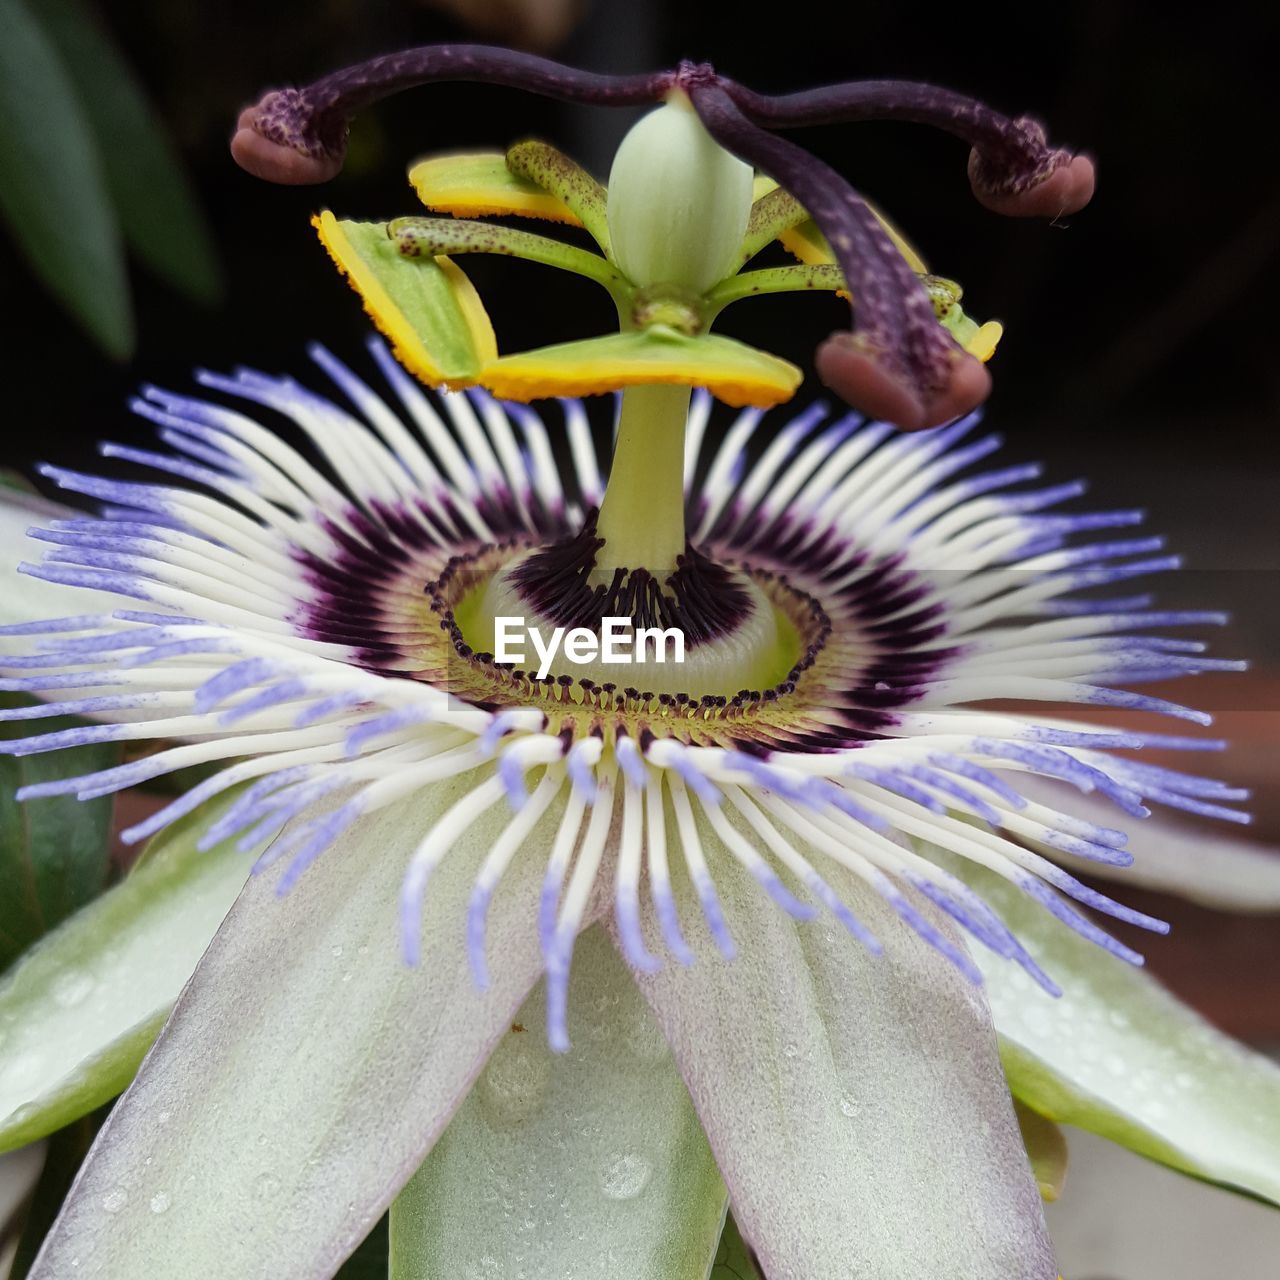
<box><xmin>0</xmin><ymin>790</ymin><xmax>260</xmax><ymax>1152</ymax></box>
<box><xmin>944</xmin><ymin>852</ymin><xmax>1280</xmax><ymax>1206</ymax></box>
<box><xmin>1017</xmin><ymin>777</ymin><xmax>1280</xmax><ymax>910</ymax></box>
<box><xmin>28</xmin><ymin>772</ymin><xmax>566</xmax><ymax>1280</ymax></box>
<box><xmin>391</xmin><ymin>926</ymin><xmax>726</xmax><ymax>1280</ymax></box>
<box><xmin>617</xmin><ymin>817</ymin><xmax>1056</xmax><ymax>1280</ymax></box>
<box><xmin>0</xmin><ymin>489</ymin><xmax>119</xmax><ymax>642</ymax></box>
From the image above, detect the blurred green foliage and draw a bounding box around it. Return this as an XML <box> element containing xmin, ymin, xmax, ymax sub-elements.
<box><xmin>0</xmin><ymin>692</ymin><xmax>119</xmax><ymax>972</ymax></box>
<box><xmin>0</xmin><ymin>0</ymin><xmax>219</xmax><ymax>359</ymax></box>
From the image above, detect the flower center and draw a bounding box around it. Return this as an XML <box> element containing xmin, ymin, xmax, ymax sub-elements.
<box><xmin>457</xmin><ymin>521</ymin><xmax>801</xmax><ymax>699</ymax></box>
<box><xmin>423</xmin><ymin>109</ymin><xmax>797</xmax><ymax>715</ymax></box>
<box><xmin>401</xmin><ymin>514</ymin><xmax>844</xmax><ymax>746</ymax></box>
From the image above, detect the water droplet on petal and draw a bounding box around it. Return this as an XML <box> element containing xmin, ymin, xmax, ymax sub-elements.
<box><xmin>623</xmin><ymin>1008</ymin><xmax>668</xmax><ymax>1062</ymax></box>
<box><xmin>838</xmin><ymin>1090</ymin><xmax>859</xmax><ymax>1118</ymax></box>
<box><xmin>477</xmin><ymin>1030</ymin><xmax>551</xmax><ymax>1130</ymax></box>
<box><xmin>52</xmin><ymin>969</ymin><xmax>94</xmax><ymax>1009</ymax></box>
<box><xmin>1</xmin><ymin>1052</ymin><xmax>43</xmax><ymax>1093</ymax></box>
<box><xmin>102</xmin><ymin>1188</ymin><xmax>128</xmax><ymax>1214</ymax></box>
<box><xmin>331</xmin><ymin>945</ymin><xmax>344</xmax><ymax>958</ymax></box>
<box><xmin>600</xmin><ymin>1152</ymin><xmax>651</xmax><ymax>1200</ymax></box>
<box><xmin>254</xmin><ymin>1173</ymin><xmax>281</xmax><ymax>1199</ymax></box>
<box><xmin>782</xmin><ymin>1041</ymin><xmax>799</xmax><ymax>1059</ymax></box>
<box><xmin>150</xmin><ymin>1191</ymin><xmax>171</xmax><ymax>1215</ymax></box>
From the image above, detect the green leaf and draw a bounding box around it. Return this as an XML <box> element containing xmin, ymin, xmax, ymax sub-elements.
<box><xmin>943</xmin><ymin>852</ymin><xmax>1280</xmax><ymax>1207</ymax></box>
<box><xmin>0</xmin><ymin>0</ymin><xmax>131</xmax><ymax>356</ymax></box>
<box><xmin>0</xmin><ymin>788</ymin><xmax>259</xmax><ymax>1152</ymax></box>
<box><xmin>34</xmin><ymin>0</ymin><xmax>220</xmax><ymax>304</ymax></box>
<box><xmin>0</xmin><ymin>693</ymin><xmax>118</xmax><ymax>971</ymax></box>
<box><xmin>617</xmin><ymin>812</ymin><xmax>1056</xmax><ymax>1280</ymax></box>
<box><xmin>391</xmin><ymin>927</ymin><xmax>726</xmax><ymax>1280</ymax></box>
<box><xmin>26</xmin><ymin>772</ymin><xmax>570</xmax><ymax>1278</ymax></box>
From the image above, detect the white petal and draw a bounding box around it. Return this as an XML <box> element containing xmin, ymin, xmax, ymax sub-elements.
<box><xmin>28</xmin><ymin>771</ymin><xmax>563</xmax><ymax>1279</ymax></box>
<box><xmin>614</xmin><ymin>828</ymin><xmax>1056</xmax><ymax>1280</ymax></box>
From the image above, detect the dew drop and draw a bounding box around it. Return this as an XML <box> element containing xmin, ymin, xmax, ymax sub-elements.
<box><xmin>838</xmin><ymin>1090</ymin><xmax>859</xmax><ymax>1118</ymax></box>
<box><xmin>477</xmin><ymin>1031</ymin><xmax>551</xmax><ymax>1130</ymax></box>
<box><xmin>254</xmin><ymin>1173</ymin><xmax>281</xmax><ymax>1199</ymax></box>
<box><xmin>331</xmin><ymin>945</ymin><xmax>344</xmax><ymax>958</ymax></box>
<box><xmin>156</xmin><ymin>1110</ymin><xmax>171</xmax><ymax>1126</ymax></box>
<box><xmin>102</xmin><ymin>1188</ymin><xmax>128</xmax><ymax>1214</ymax></box>
<box><xmin>52</xmin><ymin>969</ymin><xmax>94</xmax><ymax>1009</ymax></box>
<box><xmin>150</xmin><ymin>1191</ymin><xmax>171</xmax><ymax>1215</ymax></box>
<box><xmin>0</xmin><ymin>1052</ymin><xmax>43</xmax><ymax>1093</ymax></box>
<box><xmin>623</xmin><ymin>1008</ymin><xmax>668</xmax><ymax>1063</ymax></box>
<box><xmin>600</xmin><ymin>1152</ymin><xmax>651</xmax><ymax>1200</ymax></box>
<box><xmin>782</xmin><ymin>1041</ymin><xmax>799</xmax><ymax>1059</ymax></box>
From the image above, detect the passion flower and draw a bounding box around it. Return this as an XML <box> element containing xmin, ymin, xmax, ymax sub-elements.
<box><xmin>0</xmin><ymin>43</ymin><xmax>1264</xmax><ymax>1280</ymax></box>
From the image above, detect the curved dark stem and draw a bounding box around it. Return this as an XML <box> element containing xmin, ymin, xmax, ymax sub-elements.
<box><xmin>689</xmin><ymin>82</ymin><xmax>953</xmax><ymax>388</ymax></box>
<box><xmin>251</xmin><ymin>44</ymin><xmax>675</xmax><ymax>162</ymax></box>
<box><xmin>724</xmin><ymin>78</ymin><xmax>1067</xmax><ymax>193</ymax></box>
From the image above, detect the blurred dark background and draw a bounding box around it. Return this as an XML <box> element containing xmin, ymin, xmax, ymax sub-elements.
<box><xmin>5</xmin><ymin>0</ymin><xmax>1278</xmax><ymax>468</ymax></box>
<box><xmin>2</xmin><ymin>0</ymin><xmax>1278</xmax><ymax>876</ymax></box>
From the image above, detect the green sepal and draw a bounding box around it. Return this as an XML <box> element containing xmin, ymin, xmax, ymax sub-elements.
<box><xmin>0</xmin><ymin>788</ymin><xmax>261</xmax><ymax>1153</ymax></box>
<box><xmin>937</xmin><ymin>850</ymin><xmax>1280</xmax><ymax>1208</ymax></box>
<box><xmin>390</xmin><ymin>928</ymin><xmax>726</xmax><ymax>1280</ymax></box>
